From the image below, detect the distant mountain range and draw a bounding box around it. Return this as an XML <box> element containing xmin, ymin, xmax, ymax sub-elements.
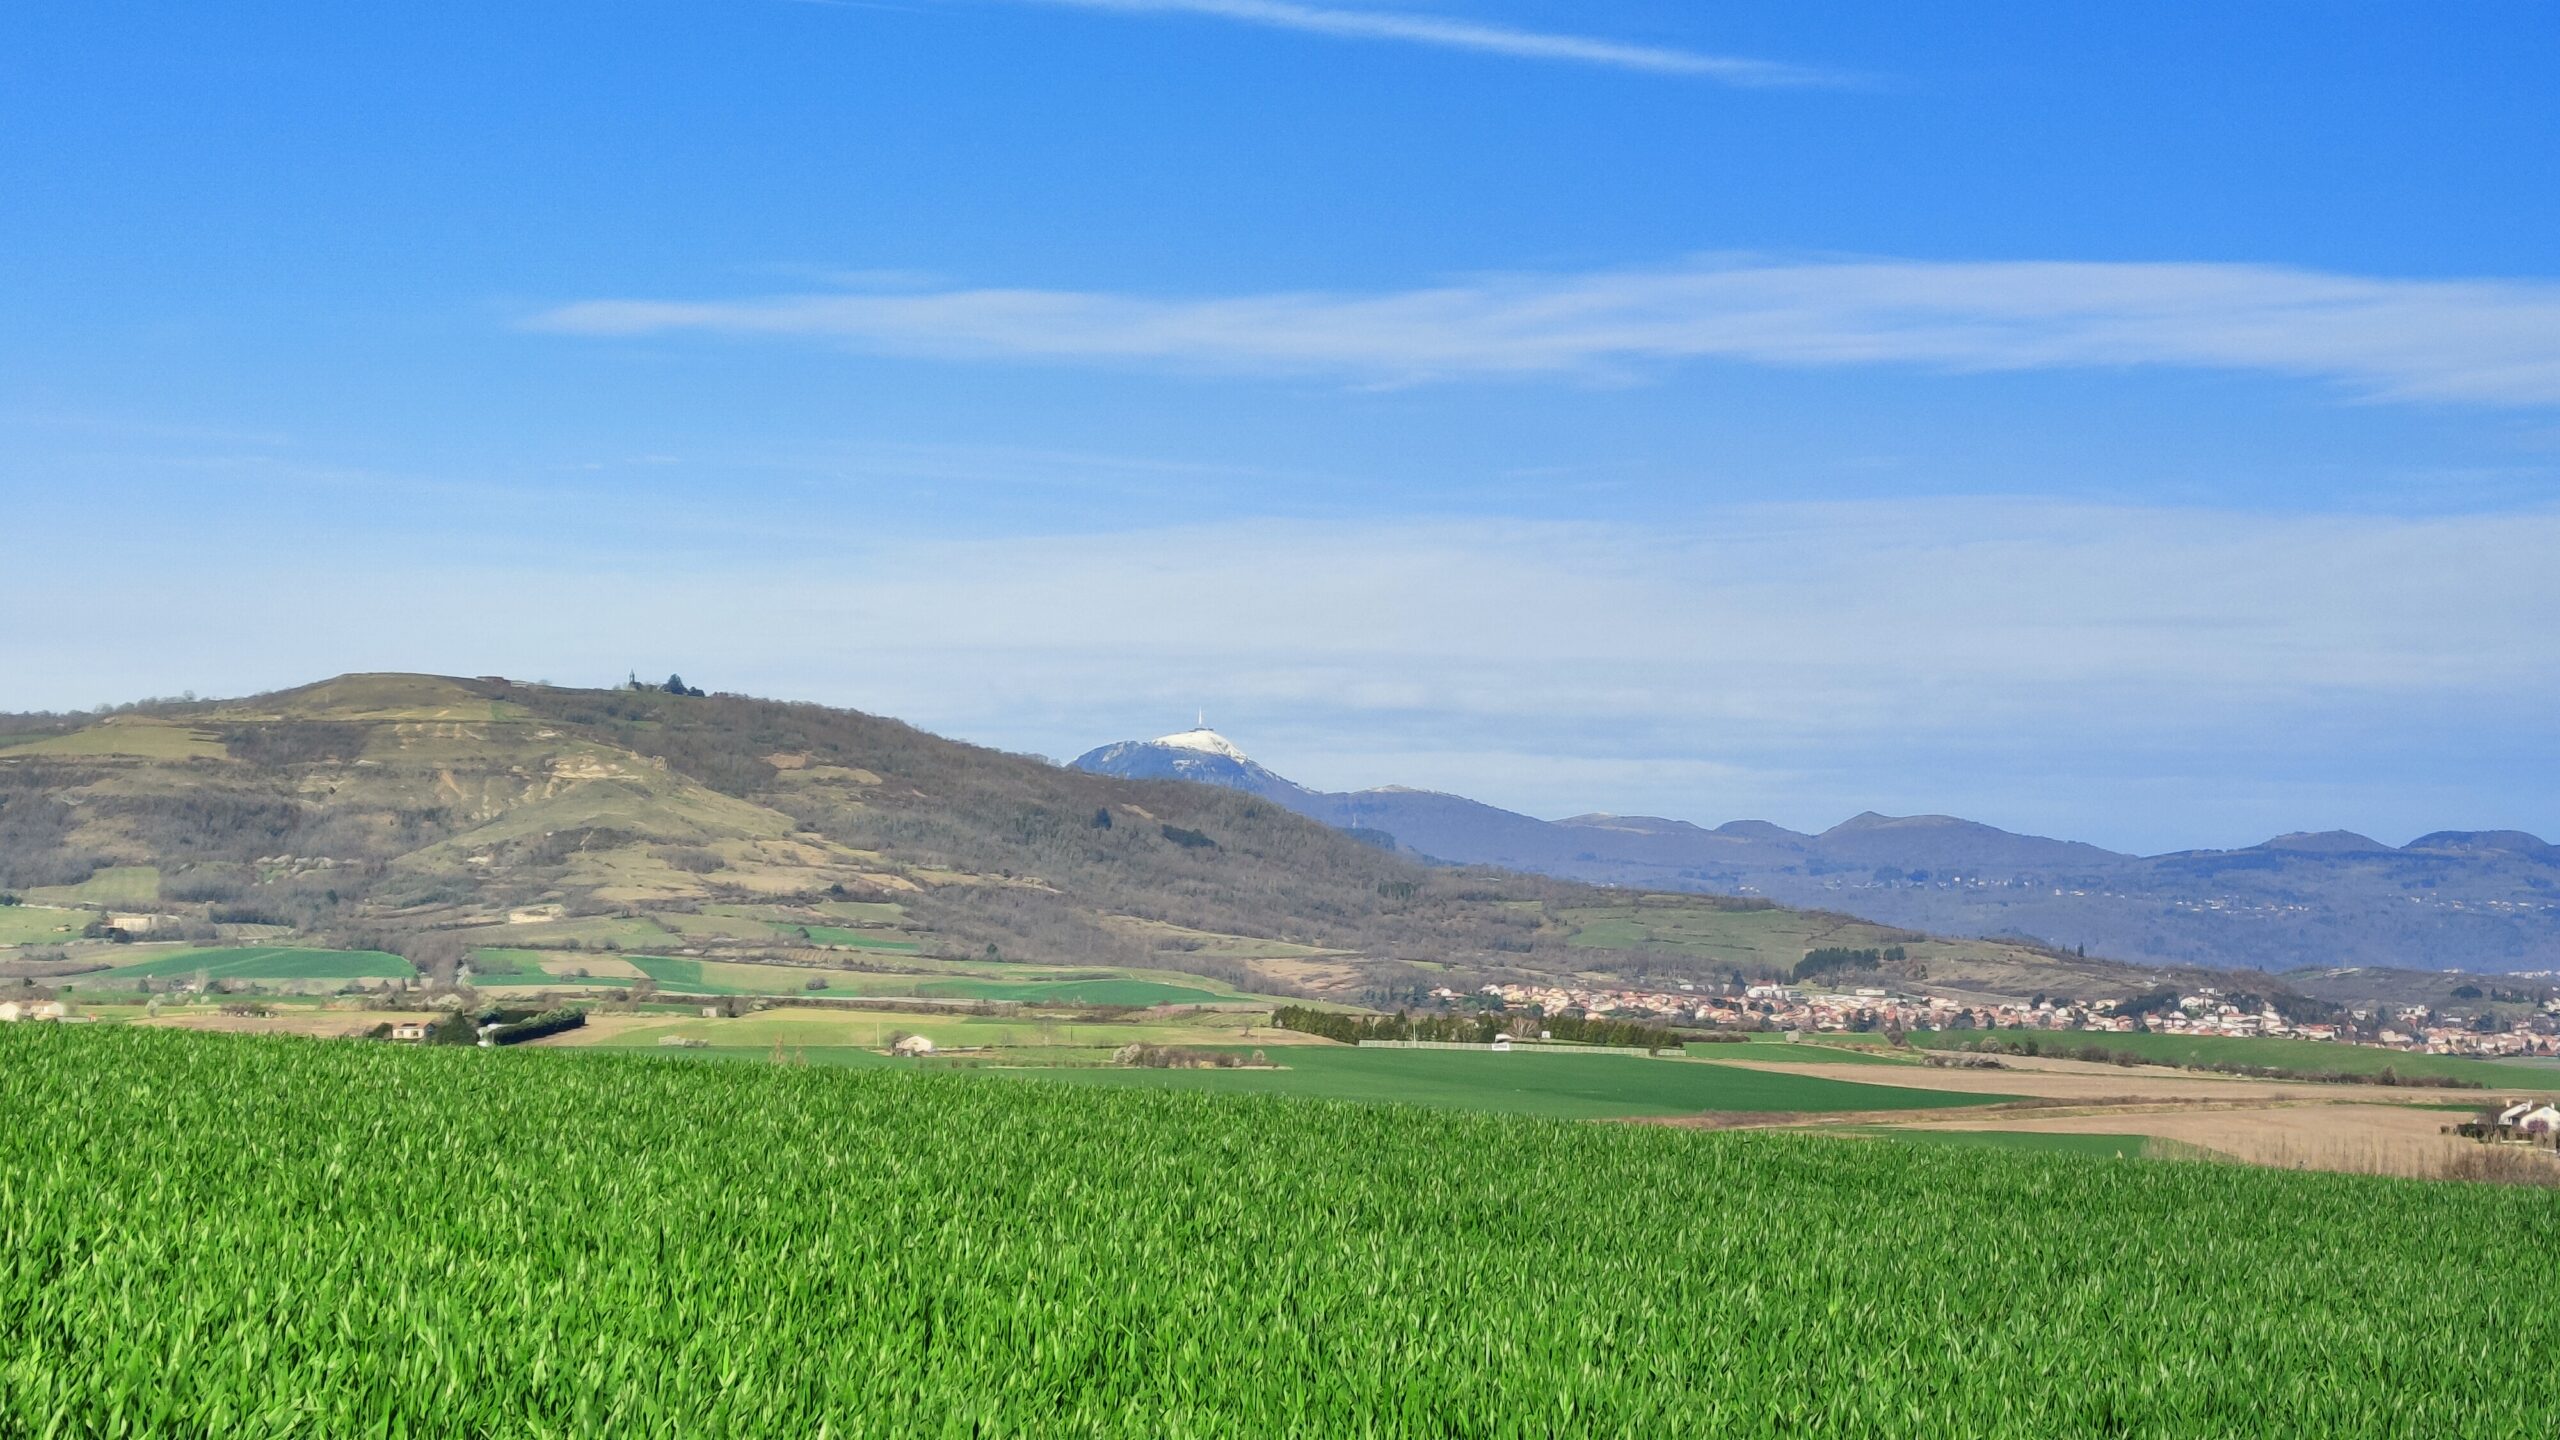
<box><xmin>1074</xmin><ymin>727</ymin><xmax>2560</xmax><ymax>975</ymax></box>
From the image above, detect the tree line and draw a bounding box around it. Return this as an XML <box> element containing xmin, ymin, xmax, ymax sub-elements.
<box><xmin>1793</xmin><ymin>945</ymin><xmax>1906</xmax><ymax>982</ymax></box>
<box><xmin>1269</xmin><ymin>1005</ymin><xmax>1692</xmax><ymax>1052</ymax></box>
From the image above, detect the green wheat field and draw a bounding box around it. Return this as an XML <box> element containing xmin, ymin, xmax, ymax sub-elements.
<box><xmin>4</xmin><ymin>1024</ymin><xmax>2555</xmax><ymax>1437</ymax></box>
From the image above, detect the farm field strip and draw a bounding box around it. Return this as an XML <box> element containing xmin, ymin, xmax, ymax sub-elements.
<box><xmin>810</xmin><ymin>900</ymin><xmax>907</xmax><ymax>925</ymax></box>
<box><xmin>564</xmin><ymin>1004</ymin><xmax>1322</xmax><ymax>1053</ymax></box>
<box><xmin>1693</xmin><ymin>1052</ymin><xmax>2490</xmax><ymax>1108</ymax></box>
<box><xmin>1902</xmin><ymin>1028</ymin><xmax>2553</xmax><ymax>1088</ymax></box>
<box><xmin>5</xmin><ymin>1025</ymin><xmax>2556</xmax><ymax>1437</ymax></box>
<box><xmin>474</xmin><ymin>915</ymin><xmax>681</xmax><ymax>949</ymax></box>
<box><xmin>793</xmin><ymin>925</ymin><xmax>922</xmax><ymax>951</ymax></box>
<box><xmin>78</xmin><ymin>945</ymin><xmax>417</xmax><ymax>984</ymax></box>
<box><xmin>468</xmin><ymin>948</ymin><xmax>649</xmax><ymax>982</ymax></box>
<box><xmin>1008</xmin><ymin>1044</ymin><xmax>2012</xmax><ymax>1120</ymax></box>
<box><xmin>1687</xmin><ymin>1037</ymin><xmax>1918</xmax><ymax>1065</ymax></box>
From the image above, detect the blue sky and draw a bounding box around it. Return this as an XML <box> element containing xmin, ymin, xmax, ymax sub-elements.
<box><xmin>6</xmin><ymin>1</ymin><xmax>2557</xmax><ymax>853</ymax></box>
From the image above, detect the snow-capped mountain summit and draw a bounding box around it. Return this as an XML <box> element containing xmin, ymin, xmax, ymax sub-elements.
<box><xmin>1150</xmin><ymin>726</ymin><xmax>1256</xmax><ymax>764</ymax></box>
<box><xmin>1069</xmin><ymin>726</ymin><xmax>1313</xmax><ymax>804</ymax></box>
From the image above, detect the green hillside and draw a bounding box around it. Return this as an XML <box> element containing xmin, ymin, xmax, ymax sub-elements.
<box><xmin>0</xmin><ymin>673</ymin><xmax>2125</xmax><ymax>1004</ymax></box>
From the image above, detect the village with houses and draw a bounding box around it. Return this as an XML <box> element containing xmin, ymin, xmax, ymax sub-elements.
<box><xmin>1453</xmin><ymin>979</ymin><xmax>2560</xmax><ymax>1061</ymax></box>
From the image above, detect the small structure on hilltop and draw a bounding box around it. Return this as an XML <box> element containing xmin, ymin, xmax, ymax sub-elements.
<box><xmin>388</xmin><ymin>1021</ymin><xmax>429</xmax><ymax>1042</ymax></box>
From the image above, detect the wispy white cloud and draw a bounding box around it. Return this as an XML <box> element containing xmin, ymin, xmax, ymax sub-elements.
<box><xmin>532</xmin><ymin>255</ymin><xmax>2560</xmax><ymax>405</ymax></box>
<box><xmin>991</xmin><ymin>0</ymin><xmax>1829</xmax><ymax>84</ymax></box>
<box><xmin>18</xmin><ymin>499</ymin><xmax>2559</xmax><ymax>848</ymax></box>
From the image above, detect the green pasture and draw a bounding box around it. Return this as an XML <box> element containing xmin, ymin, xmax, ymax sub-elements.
<box><xmin>793</xmin><ymin>925</ymin><xmax>923</xmax><ymax>951</ymax></box>
<box><xmin>0</xmin><ymin>905</ymin><xmax>88</xmax><ymax>947</ymax></box>
<box><xmin>26</xmin><ymin>866</ymin><xmax>162</xmax><ymax>907</ymax></box>
<box><xmin>1908</xmin><ymin>1029</ymin><xmax>2550</xmax><ymax>1088</ymax></box>
<box><xmin>464</xmin><ymin>950</ymin><xmax>642</xmax><ymax>988</ymax></box>
<box><xmin>1687</xmin><ymin>1035</ymin><xmax>1917</xmax><ymax>1065</ymax></box>
<box><xmin>79</xmin><ymin>946</ymin><xmax>416</xmax><ymax>984</ymax></box>
<box><xmin>1013</xmin><ymin>1045</ymin><xmax>2009</xmax><ymax>1120</ymax></box>
<box><xmin>468</xmin><ymin>947</ymin><xmax>644</xmax><ymax>976</ymax></box>
<box><xmin>476</xmin><ymin>915</ymin><xmax>677</xmax><ymax>949</ymax></box>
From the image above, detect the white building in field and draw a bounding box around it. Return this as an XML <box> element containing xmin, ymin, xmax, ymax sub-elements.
<box><xmin>0</xmin><ymin>1000</ymin><xmax>67</xmax><ymax>1024</ymax></box>
<box><xmin>2497</xmin><ymin>1101</ymin><xmax>2560</xmax><ymax>1136</ymax></box>
<box><xmin>892</xmin><ymin>1034</ymin><xmax>937</xmax><ymax>1057</ymax></box>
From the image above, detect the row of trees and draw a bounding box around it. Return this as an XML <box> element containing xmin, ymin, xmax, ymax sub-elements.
<box><xmin>1793</xmin><ymin>945</ymin><xmax>1907</xmax><ymax>982</ymax></box>
<box><xmin>1269</xmin><ymin>1006</ymin><xmax>1691</xmax><ymax>1052</ymax></box>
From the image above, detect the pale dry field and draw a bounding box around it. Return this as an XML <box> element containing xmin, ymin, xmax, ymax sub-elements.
<box><xmin>1888</xmin><ymin>1102</ymin><xmax>2560</xmax><ymax>1183</ymax></box>
<box><xmin>526</xmin><ymin>955</ymin><xmax>646</xmax><ymax>979</ymax></box>
<box><xmin>1698</xmin><ymin>1053</ymin><xmax>2560</xmax><ymax>1181</ymax></box>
